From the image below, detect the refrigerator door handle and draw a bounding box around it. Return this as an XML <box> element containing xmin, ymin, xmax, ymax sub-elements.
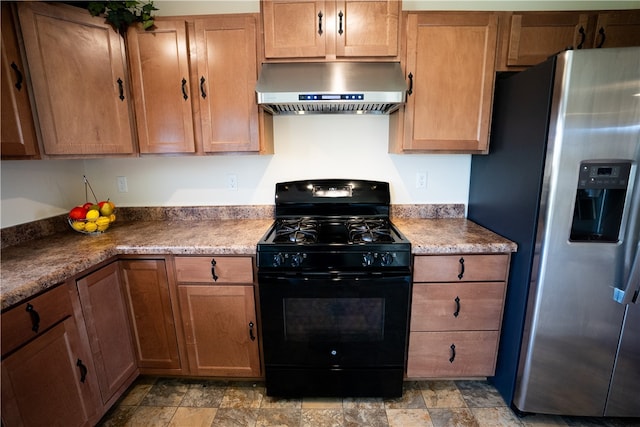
<box><xmin>614</xmin><ymin>241</ymin><xmax>640</xmax><ymax>305</ymax></box>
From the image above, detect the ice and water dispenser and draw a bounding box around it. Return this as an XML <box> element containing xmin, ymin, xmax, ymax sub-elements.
<box><xmin>570</xmin><ymin>161</ymin><xmax>632</xmax><ymax>242</ymax></box>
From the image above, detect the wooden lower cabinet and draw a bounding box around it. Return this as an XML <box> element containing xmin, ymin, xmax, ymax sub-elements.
<box><xmin>178</xmin><ymin>284</ymin><xmax>261</xmax><ymax>377</ymax></box>
<box><xmin>76</xmin><ymin>262</ymin><xmax>138</xmax><ymax>407</ymax></box>
<box><xmin>175</xmin><ymin>256</ymin><xmax>260</xmax><ymax>377</ymax></box>
<box><xmin>120</xmin><ymin>258</ymin><xmax>183</xmax><ymax>374</ymax></box>
<box><xmin>407</xmin><ymin>254</ymin><xmax>509</xmax><ymax>378</ymax></box>
<box><xmin>1</xmin><ymin>283</ymin><xmax>101</xmax><ymax>427</ymax></box>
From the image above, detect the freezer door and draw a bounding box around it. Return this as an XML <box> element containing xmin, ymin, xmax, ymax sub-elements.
<box><xmin>605</xmin><ymin>303</ymin><xmax>640</xmax><ymax>417</ymax></box>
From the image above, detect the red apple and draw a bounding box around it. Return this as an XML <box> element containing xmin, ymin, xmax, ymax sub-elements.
<box><xmin>82</xmin><ymin>202</ymin><xmax>94</xmax><ymax>210</ymax></box>
<box><xmin>69</xmin><ymin>206</ymin><xmax>88</xmax><ymax>220</ymax></box>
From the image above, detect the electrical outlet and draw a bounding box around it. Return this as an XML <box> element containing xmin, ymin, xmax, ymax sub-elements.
<box><xmin>117</xmin><ymin>176</ymin><xmax>128</xmax><ymax>192</ymax></box>
<box><xmin>227</xmin><ymin>174</ymin><xmax>237</xmax><ymax>191</ymax></box>
<box><xmin>416</xmin><ymin>171</ymin><xmax>427</xmax><ymax>189</ymax></box>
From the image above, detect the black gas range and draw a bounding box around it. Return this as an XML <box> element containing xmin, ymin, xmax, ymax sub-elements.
<box><xmin>257</xmin><ymin>179</ymin><xmax>412</xmax><ymax>398</ymax></box>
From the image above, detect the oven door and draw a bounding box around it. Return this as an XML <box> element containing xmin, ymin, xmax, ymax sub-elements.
<box><xmin>258</xmin><ymin>270</ymin><xmax>411</xmax><ymax>369</ymax></box>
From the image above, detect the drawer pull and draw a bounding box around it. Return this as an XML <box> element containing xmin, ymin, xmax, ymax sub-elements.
<box><xmin>249</xmin><ymin>321</ymin><xmax>256</xmax><ymax>341</ymax></box>
<box><xmin>454</xmin><ymin>296</ymin><xmax>460</xmax><ymax>317</ymax></box>
<box><xmin>211</xmin><ymin>258</ymin><xmax>219</xmax><ymax>281</ymax></box>
<box><xmin>117</xmin><ymin>77</ymin><xmax>125</xmax><ymax>101</ymax></box>
<box><xmin>449</xmin><ymin>344</ymin><xmax>456</xmax><ymax>363</ymax></box>
<box><xmin>200</xmin><ymin>76</ymin><xmax>207</xmax><ymax>99</ymax></box>
<box><xmin>10</xmin><ymin>62</ymin><xmax>23</xmax><ymax>90</ymax></box>
<box><xmin>25</xmin><ymin>303</ymin><xmax>40</xmax><ymax>333</ymax></box>
<box><xmin>577</xmin><ymin>26</ymin><xmax>586</xmax><ymax>49</ymax></box>
<box><xmin>596</xmin><ymin>27</ymin><xmax>606</xmax><ymax>48</ymax></box>
<box><xmin>317</xmin><ymin>11</ymin><xmax>323</xmax><ymax>35</ymax></box>
<box><xmin>457</xmin><ymin>257</ymin><xmax>465</xmax><ymax>280</ymax></box>
<box><xmin>338</xmin><ymin>10</ymin><xmax>344</xmax><ymax>35</ymax></box>
<box><xmin>76</xmin><ymin>359</ymin><xmax>88</xmax><ymax>383</ymax></box>
<box><xmin>181</xmin><ymin>77</ymin><xmax>188</xmax><ymax>100</ymax></box>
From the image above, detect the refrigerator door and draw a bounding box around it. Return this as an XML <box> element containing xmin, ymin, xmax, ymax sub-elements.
<box><xmin>513</xmin><ymin>48</ymin><xmax>640</xmax><ymax>416</ymax></box>
<box><xmin>605</xmin><ymin>302</ymin><xmax>640</xmax><ymax>416</ymax></box>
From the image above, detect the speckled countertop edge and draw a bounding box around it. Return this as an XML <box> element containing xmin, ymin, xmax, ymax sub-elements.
<box><xmin>1</xmin><ymin>206</ymin><xmax>516</xmax><ymax>311</ymax></box>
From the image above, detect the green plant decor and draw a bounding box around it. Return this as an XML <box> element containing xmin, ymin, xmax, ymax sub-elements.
<box><xmin>87</xmin><ymin>1</ymin><xmax>157</xmax><ymax>33</ymax></box>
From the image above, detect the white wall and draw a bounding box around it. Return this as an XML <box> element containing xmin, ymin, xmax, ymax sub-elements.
<box><xmin>1</xmin><ymin>0</ymin><xmax>637</xmax><ymax>228</ymax></box>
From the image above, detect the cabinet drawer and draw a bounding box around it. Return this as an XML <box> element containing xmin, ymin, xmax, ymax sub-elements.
<box><xmin>1</xmin><ymin>284</ymin><xmax>73</xmax><ymax>355</ymax></box>
<box><xmin>413</xmin><ymin>254</ymin><xmax>509</xmax><ymax>283</ymax></box>
<box><xmin>411</xmin><ymin>282</ymin><xmax>505</xmax><ymax>331</ymax></box>
<box><xmin>175</xmin><ymin>256</ymin><xmax>253</xmax><ymax>284</ymax></box>
<box><xmin>407</xmin><ymin>331</ymin><xmax>499</xmax><ymax>378</ymax></box>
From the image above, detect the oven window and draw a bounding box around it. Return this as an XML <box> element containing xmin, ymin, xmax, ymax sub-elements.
<box><xmin>283</xmin><ymin>298</ymin><xmax>384</xmax><ymax>342</ymax></box>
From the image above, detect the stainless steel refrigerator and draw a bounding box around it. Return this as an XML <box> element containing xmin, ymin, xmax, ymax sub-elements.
<box><xmin>468</xmin><ymin>47</ymin><xmax>640</xmax><ymax>417</ymax></box>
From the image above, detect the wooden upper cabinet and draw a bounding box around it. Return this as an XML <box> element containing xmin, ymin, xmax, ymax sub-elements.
<box><xmin>263</xmin><ymin>1</ymin><xmax>327</xmax><ymax>58</ymax></box>
<box><xmin>391</xmin><ymin>12</ymin><xmax>498</xmax><ymax>154</ymax></box>
<box><xmin>497</xmin><ymin>10</ymin><xmax>640</xmax><ymax>70</ymax></box>
<box><xmin>126</xmin><ymin>20</ymin><xmax>196</xmax><ymax>154</ymax></box>
<box><xmin>500</xmin><ymin>12</ymin><xmax>591</xmax><ymax>69</ymax></box>
<box><xmin>262</xmin><ymin>0</ymin><xmax>399</xmax><ymax>59</ymax></box>
<box><xmin>1</xmin><ymin>3</ymin><xmax>39</xmax><ymax>159</ymax></box>
<box><xmin>194</xmin><ymin>15</ymin><xmax>261</xmax><ymax>153</ymax></box>
<box><xmin>592</xmin><ymin>10</ymin><xmax>640</xmax><ymax>49</ymax></box>
<box><xmin>17</xmin><ymin>2</ymin><xmax>135</xmax><ymax>156</ymax></box>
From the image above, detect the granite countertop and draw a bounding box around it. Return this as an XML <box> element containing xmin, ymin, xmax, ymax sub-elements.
<box><xmin>1</xmin><ymin>216</ymin><xmax>516</xmax><ymax>311</ymax></box>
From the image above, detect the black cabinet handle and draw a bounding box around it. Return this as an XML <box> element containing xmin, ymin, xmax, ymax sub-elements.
<box><xmin>10</xmin><ymin>62</ymin><xmax>23</xmax><ymax>91</ymax></box>
<box><xmin>210</xmin><ymin>258</ymin><xmax>218</xmax><ymax>281</ymax></box>
<box><xmin>318</xmin><ymin>11</ymin><xmax>323</xmax><ymax>35</ymax></box>
<box><xmin>76</xmin><ymin>359</ymin><xmax>88</xmax><ymax>383</ymax></box>
<box><xmin>117</xmin><ymin>77</ymin><xmax>125</xmax><ymax>101</ymax></box>
<box><xmin>200</xmin><ymin>76</ymin><xmax>207</xmax><ymax>99</ymax></box>
<box><xmin>596</xmin><ymin>27</ymin><xmax>606</xmax><ymax>48</ymax></box>
<box><xmin>338</xmin><ymin>11</ymin><xmax>344</xmax><ymax>35</ymax></box>
<box><xmin>26</xmin><ymin>303</ymin><xmax>40</xmax><ymax>333</ymax></box>
<box><xmin>577</xmin><ymin>26</ymin><xmax>586</xmax><ymax>49</ymax></box>
<box><xmin>457</xmin><ymin>257</ymin><xmax>465</xmax><ymax>280</ymax></box>
<box><xmin>249</xmin><ymin>321</ymin><xmax>256</xmax><ymax>341</ymax></box>
<box><xmin>449</xmin><ymin>344</ymin><xmax>456</xmax><ymax>363</ymax></box>
<box><xmin>454</xmin><ymin>296</ymin><xmax>461</xmax><ymax>317</ymax></box>
<box><xmin>181</xmin><ymin>78</ymin><xmax>188</xmax><ymax>100</ymax></box>
<box><xmin>407</xmin><ymin>73</ymin><xmax>413</xmax><ymax>96</ymax></box>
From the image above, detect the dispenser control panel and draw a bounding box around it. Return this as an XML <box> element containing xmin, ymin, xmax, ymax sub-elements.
<box><xmin>578</xmin><ymin>162</ymin><xmax>631</xmax><ymax>189</ymax></box>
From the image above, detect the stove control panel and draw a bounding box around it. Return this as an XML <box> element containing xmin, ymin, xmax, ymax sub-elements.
<box><xmin>261</xmin><ymin>251</ymin><xmax>408</xmax><ymax>269</ymax></box>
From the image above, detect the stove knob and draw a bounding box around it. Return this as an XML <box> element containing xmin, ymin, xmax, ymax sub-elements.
<box><xmin>380</xmin><ymin>252</ymin><xmax>393</xmax><ymax>266</ymax></box>
<box><xmin>291</xmin><ymin>253</ymin><xmax>304</xmax><ymax>267</ymax></box>
<box><xmin>362</xmin><ymin>252</ymin><xmax>374</xmax><ymax>267</ymax></box>
<box><xmin>272</xmin><ymin>253</ymin><xmax>285</xmax><ymax>267</ymax></box>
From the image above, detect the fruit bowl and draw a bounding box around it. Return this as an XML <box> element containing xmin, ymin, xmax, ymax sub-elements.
<box><xmin>67</xmin><ymin>176</ymin><xmax>116</xmax><ymax>235</ymax></box>
<box><xmin>68</xmin><ymin>211</ymin><xmax>116</xmax><ymax>235</ymax></box>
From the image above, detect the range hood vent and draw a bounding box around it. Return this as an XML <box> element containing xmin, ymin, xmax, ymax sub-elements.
<box><xmin>255</xmin><ymin>62</ymin><xmax>406</xmax><ymax>115</ymax></box>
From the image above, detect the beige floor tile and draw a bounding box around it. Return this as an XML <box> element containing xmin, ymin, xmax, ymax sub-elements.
<box><xmin>421</xmin><ymin>381</ymin><xmax>467</xmax><ymax>409</ymax></box>
<box><xmin>120</xmin><ymin>384</ymin><xmax>153</xmax><ymax>406</ymax></box>
<box><xmin>168</xmin><ymin>407</ymin><xmax>217</xmax><ymax>427</ymax></box>
<box><xmin>386</xmin><ymin>408</ymin><xmax>434</xmax><ymax>427</ymax></box>
<box><xmin>125</xmin><ymin>406</ymin><xmax>177</xmax><ymax>427</ymax></box>
<box><xmin>302</xmin><ymin>397</ymin><xmax>343</xmax><ymax>409</ymax></box>
<box><xmin>301</xmin><ymin>409</ymin><xmax>344</xmax><ymax>427</ymax></box>
<box><xmin>471</xmin><ymin>407</ymin><xmax>524</xmax><ymax>427</ymax></box>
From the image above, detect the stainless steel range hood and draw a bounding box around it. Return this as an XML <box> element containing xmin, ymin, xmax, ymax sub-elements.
<box><xmin>255</xmin><ymin>62</ymin><xmax>406</xmax><ymax>115</ymax></box>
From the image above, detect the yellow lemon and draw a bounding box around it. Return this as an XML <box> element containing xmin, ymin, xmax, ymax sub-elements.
<box><xmin>96</xmin><ymin>216</ymin><xmax>110</xmax><ymax>227</ymax></box>
<box><xmin>71</xmin><ymin>221</ymin><xmax>85</xmax><ymax>231</ymax></box>
<box><xmin>97</xmin><ymin>223</ymin><xmax>109</xmax><ymax>232</ymax></box>
<box><xmin>84</xmin><ymin>222</ymin><xmax>98</xmax><ymax>232</ymax></box>
<box><xmin>85</xmin><ymin>210</ymin><xmax>100</xmax><ymax>222</ymax></box>
<box><xmin>109</xmin><ymin>214</ymin><xmax>116</xmax><ymax>223</ymax></box>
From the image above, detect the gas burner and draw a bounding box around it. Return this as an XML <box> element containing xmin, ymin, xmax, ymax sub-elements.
<box><xmin>347</xmin><ymin>218</ymin><xmax>393</xmax><ymax>243</ymax></box>
<box><xmin>274</xmin><ymin>218</ymin><xmax>318</xmax><ymax>243</ymax></box>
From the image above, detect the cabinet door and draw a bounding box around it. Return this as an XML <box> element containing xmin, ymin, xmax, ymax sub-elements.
<box><xmin>263</xmin><ymin>0</ymin><xmax>326</xmax><ymax>58</ymax></box>
<box><xmin>592</xmin><ymin>11</ymin><xmax>640</xmax><ymax>49</ymax></box>
<box><xmin>1</xmin><ymin>3</ymin><xmax>39</xmax><ymax>159</ymax></box>
<box><xmin>17</xmin><ymin>2</ymin><xmax>134</xmax><ymax>156</ymax></box>
<box><xmin>401</xmin><ymin>13</ymin><xmax>498</xmax><ymax>153</ymax></box>
<box><xmin>127</xmin><ymin>20</ymin><xmax>196</xmax><ymax>153</ymax></box>
<box><xmin>1</xmin><ymin>318</ymin><xmax>97</xmax><ymax>427</ymax></box>
<box><xmin>120</xmin><ymin>259</ymin><xmax>182</xmax><ymax>372</ymax></box>
<box><xmin>178</xmin><ymin>284</ymin><xmax>261</xmax><ymax>377</ymax></box>
<box><xmin>334</xmin><ymin>0</ymin><xmax>399</xmax><ymax>57</ymax></box>
<box><xmin>76</xmin><ymin>262</ymin><xmax>137</xmax><ymax>407</ymax></box>
<box><xmin>194</xmin><ymin>15</ymin><xmax>260</xmax><ymax>153</ymax></box>
<box><xmin>505</xmin><ymin>12</ymin><xmax>591</xmax><ymax>67</ymax></box>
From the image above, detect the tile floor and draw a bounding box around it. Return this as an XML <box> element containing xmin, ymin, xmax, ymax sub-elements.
<box><xmin>97</xmin><ymin>377</ymin><xmax>640</xmax><ymax>427</ymax></box>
